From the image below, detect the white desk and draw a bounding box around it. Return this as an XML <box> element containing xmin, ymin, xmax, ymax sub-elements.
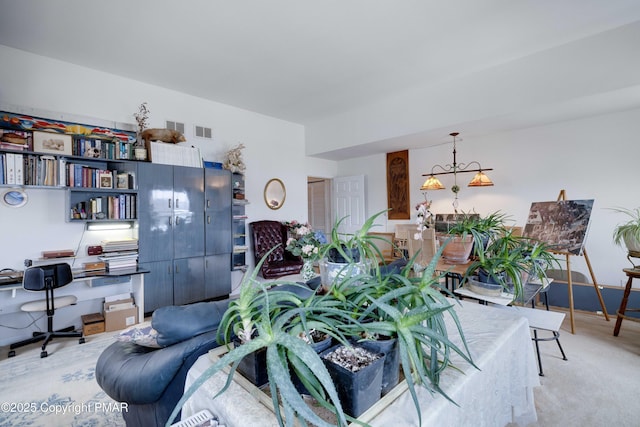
<box><xmin>182</xmin><ymin>300</ymin><xmax>540</xmax><ymax>427</ymax></box>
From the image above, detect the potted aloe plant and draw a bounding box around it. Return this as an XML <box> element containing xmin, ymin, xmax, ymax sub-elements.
<box><xmin>463</xmin><ymin>229</ymin><xmax>559</xmax><ymax>299</ymax></box>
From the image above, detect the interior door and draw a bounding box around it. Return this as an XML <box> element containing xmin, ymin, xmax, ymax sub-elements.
<box><xmin>332</xmin><ymin>175</ymin><xmax>366</xmax><ymax>238</ymax></box>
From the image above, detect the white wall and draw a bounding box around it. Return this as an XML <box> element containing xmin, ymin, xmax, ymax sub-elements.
<box><xmin>0</xmin><ymin>46</ymin><xmax>336</xmax><ymax>344</ymax></box>
<box><xmin>337</xmin><ymin>108</ymin><xmax>640</xmax><ymax>288</ymax></box>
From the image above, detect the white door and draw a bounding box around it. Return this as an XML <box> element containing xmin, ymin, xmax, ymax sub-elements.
<box><xmin>332</xmin><ymin>175</ymin><xmax>366</xmax><ymax>238</ymax></box>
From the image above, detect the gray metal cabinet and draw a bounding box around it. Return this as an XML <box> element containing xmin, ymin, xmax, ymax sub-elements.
<box><xmin>173</xmin><ymin>166</ymin><xmax>205</xmax><ymax>259</ymax></box>
<box><xmin>138</xmin><ymin>163</ymin><xmax>173</xmax><ymax>263</ymax></box>
<box><xmin>173</xmin><ymin>257</ymin><xmax>205</xmax><ymax>305</ymax></box>
<box><xmin>204</xmin><ymin>168</ymin><xmax>232</xmax><ymax>256</ymax></box>
<box><xmin>139</xmin><ymin>260</ymin><xmax>174</xmax><ymax>313</ymax></box>
<box><xmin>138</xmin><ymin>163</ymin><xmax>231</xmax><ymax>313</ymax></box>
<box><xmin>205</xmin><ymin>254</ymin><xmax>231</xmax><ymax>299</ymax></box>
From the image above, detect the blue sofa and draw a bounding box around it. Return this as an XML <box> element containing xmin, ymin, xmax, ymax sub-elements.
<box><xmin>96</xmin><ymin>299</ymin><xmax>230</xmax><ymax>426</ymax></box>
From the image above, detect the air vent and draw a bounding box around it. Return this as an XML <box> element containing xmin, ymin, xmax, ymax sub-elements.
<box><xmin>166</xmin><ymin>120</ymin><xmax>185</xmax><ymax>134</ymax></box>
<box><xmin>195</xmin><ymin>125</ymin><xmax>213</xmax><ymax>139</ymax></box>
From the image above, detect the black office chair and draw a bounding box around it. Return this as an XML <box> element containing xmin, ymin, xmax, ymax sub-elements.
<box><xmin>8</xmin><ymin>263</ymin><xmax>85</xmax><ymax>358</ymax></box>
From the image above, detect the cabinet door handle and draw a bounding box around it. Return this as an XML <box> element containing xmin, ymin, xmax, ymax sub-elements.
<box><xmin>168</xmin><ymin>265</ymin><xmax>172</xmax><ymax>275</ymax></box>
<box><xmin>168</xmin><ymin>199</ymin><xmax>172</xmax><ymax>209</ymax></box>
<box><xmin>175</xmin><ymin>216</ymin><xmax>180</xmax><ymax>225</ymax></box>
<box><xmin>175</xmin><ymin>264</ymin><xmax>180</xmax><ymax>274</ymax></box>
<box><xmin>205</xmin><ymin>259</ymin><xmax>209</xmax><ymax>268</ymax></box>
<box><xmin>206</xmin><ymin>199</ymin><xmax>211</xmax><ymax>208</ymax></box>
<box><xmin>207</xmin><ymin>215</ymin><xmax>211</xmax><ymax>224</ymax></box>
<box><xmin>169</xmin><ymin>216</ymin><xmax>172</xmax><ymax>226</ymax></box>
<box><xmin>175</xmin><ymin>198</ymin><xmax>180</xmax><ymax>209</ymax></box>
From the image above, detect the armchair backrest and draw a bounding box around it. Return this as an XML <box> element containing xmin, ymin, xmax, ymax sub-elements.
<box><xmin>250</xmin><ymin>220</ymin><xmax>288</xmax><ymax>264</ymax></box>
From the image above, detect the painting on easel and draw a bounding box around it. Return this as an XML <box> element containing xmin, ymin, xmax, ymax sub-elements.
<box><xmin>523</xmin><ymin>199</ymin><xmax>595</xmax><ymax>255</ymax></box>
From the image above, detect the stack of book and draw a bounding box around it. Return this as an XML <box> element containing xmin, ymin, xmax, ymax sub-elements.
<box><xmin>99</xmin><ymin>239</ymin><xmax>138</xmax><ymax>271</ymax></box>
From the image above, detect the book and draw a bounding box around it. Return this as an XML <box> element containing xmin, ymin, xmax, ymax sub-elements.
<box><xmin>5</xmin><ymin>152</ymin><xmax>15</xmax><ymax>184</ymax></box>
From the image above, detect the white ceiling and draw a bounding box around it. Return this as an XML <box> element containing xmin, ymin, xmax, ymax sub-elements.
<box><xmin>2</xmin><ymin>0</ymin><xmax>640</xmax><ymax>157</ymax></box>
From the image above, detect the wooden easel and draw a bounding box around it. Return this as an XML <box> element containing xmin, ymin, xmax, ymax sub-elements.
<box><xmin>552</xmin><ymin>190</ymin><xmax>609</xmax><ymax>334</ymax></box>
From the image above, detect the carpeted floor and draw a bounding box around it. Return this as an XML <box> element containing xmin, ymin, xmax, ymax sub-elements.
<box><xmin>0</xmin><ymin>331</ymin><xmax>126</xmax><ymax>427</ymax></box>
<box><xmin>0</xmin><ymin>307</ymin><xmax>638</xmax><ymax>427</ymax></box>
<box><xmin>526</xmin><ymin>307</ymin><xmax>640</xmax><ymax>427</ymax></box>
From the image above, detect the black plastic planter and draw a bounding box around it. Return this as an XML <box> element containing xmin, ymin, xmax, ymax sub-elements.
<box><xmin>360</xmin><ymin>337</ymin><xmax>399</xmax><ymax>396</ymax></box>
<box><xmin>320</xmin><ymin>345</ymin><xmax>385</xmax><ymax>418</ymax></box>
<box><xmin>327</xmin><ymin>245</ymin><xmax>360</xmax><ymax>263</ymax></box>
<box><xmin>291</xmin><ymin>334</ymin><xmax>333</xmax><ymax>395</ymax></box>
<box><xmin>234</xmin><ymin>339</ymin><xmax>268</xmax><ymax>387</ymax></box>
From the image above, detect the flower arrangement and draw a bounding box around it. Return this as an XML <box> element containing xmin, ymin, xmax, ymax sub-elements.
<box><xmin>223</xmin><ymin>143</ymin><xmax>246</xmax><ymax>174</ymax></box>
<box><xmin>415</xmin><ymin>199</ymin><xmax>433</xmax><ymax>239</ymax></box>
<box><xmin>283</xmin><ymin>220</ymin><xmax>327</xmax><ymax>261</ymax></box>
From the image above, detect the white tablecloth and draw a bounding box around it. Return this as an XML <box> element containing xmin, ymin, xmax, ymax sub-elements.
<box><xmin>182</xmin><ymin>300</ymin><xmax>539</xmax><ymax>427</ymax></box>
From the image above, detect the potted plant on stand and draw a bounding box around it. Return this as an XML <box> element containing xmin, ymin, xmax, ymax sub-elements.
<box><xmin>611</xmin><ymin>207</ymin><xmax>640</xmax><ymax>267</ymax></box>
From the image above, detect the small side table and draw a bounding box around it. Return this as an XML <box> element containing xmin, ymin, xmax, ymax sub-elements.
<box><xmin>613</xmin><ymin>268</ymin><xmax>640</xmax><ymax>336</ymax></box>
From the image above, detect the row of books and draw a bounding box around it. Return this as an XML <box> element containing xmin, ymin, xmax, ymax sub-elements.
<box><xmin>1</xmin><ymin>152</ymin><xmax>57</xmax><ymax>185</ymax></box>
<box><xmin>70</xmin><ymin>194</ymin><xmax>137</xmax><ymax>220</ymax></box>
<box><xmin>99</xmin><ymin>239</ymin><xmax>139</xmax><ymax>271</ymax></box>
<box><xmin>73</xmin><ymin>137</ymin><xmax>136</xmax><ymax>160</ymax></box>
<box><xmin>0</xmin><ymin>152</ymin><xmax>136</xmax><ymax>188</ymax></box>
<box><xmin>65</xmin><ymin>162</ymin><xmax>135</xmax><ymax>190</ymax></box>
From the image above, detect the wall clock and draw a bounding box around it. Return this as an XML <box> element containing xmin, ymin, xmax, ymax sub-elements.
<box><xmin>2</xmin><ymin>189</ymin><xmax>28</xmax><ymax>208</ymax></box>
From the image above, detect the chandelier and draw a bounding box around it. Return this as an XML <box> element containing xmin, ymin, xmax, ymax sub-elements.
<box><xmin>421</xmin><ymin>132</ymin><xmax>493</xmax><ymax>208</ymax></box>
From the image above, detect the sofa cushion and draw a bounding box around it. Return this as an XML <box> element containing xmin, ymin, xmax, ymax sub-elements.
<box><xmin>152</xmin><ymin>299</ymin><xmax>230</xmax><ymax>347</ymax></box>
<box><xmin>116</xmin><ymin>321</ymin><xmax>161</xmax><ymax>348</ymax></box>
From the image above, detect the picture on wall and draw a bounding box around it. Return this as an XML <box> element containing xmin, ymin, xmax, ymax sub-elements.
<box><xmin>523</xmin><ymin>199</ymin><xmax>595</xmax><ymax>255</ymax></box>
<box><xmin>386</xmin><ymin>150</ymin><xmax>410</xmax><ymax>220</ymax></box>
<box><xmin>33</xmin><ymin>131</ymin><xmax>73</xmax><ymax>155</ymax></box>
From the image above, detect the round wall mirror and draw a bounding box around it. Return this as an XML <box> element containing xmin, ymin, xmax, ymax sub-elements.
<box><xmin>2</xmin><ymin>189</ymin><xmax>28</xmax><ymax>208</ymax></box>
<box><xmin>264</xmin><ymin>178</ymin><xmax>286</xmax><ymax>210</ymax></box>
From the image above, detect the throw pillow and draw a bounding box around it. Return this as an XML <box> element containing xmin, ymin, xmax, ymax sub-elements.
<box><xmin>115</xmin><ymin>321</ymin><xmax>161</xmax><ymax>348</ymax></box>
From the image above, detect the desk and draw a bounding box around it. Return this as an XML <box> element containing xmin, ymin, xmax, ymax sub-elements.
<box><xmin>182</xmin><ymin>301</ymin><xmax>540</xmax><ymax>426</ymax></box>
<box><xmin>0</xmin><ymin>268</ymin><xmax>147</xmax><ymax>346</ymax></box>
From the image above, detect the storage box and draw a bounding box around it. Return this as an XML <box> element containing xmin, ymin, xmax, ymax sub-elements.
<box><xmin>104</xmin><ymin>297</ymin><xmax>138</xmax><ymax>332</ymax></box>
<box><xmin>81</xmin><ymin>312</ymin><xmax>105</xmax><ymax>336</ymax></box>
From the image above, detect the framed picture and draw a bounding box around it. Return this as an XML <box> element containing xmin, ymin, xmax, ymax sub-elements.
<box><xmin>386</xmin><ymin>150</ymin><xmax>410</xmax><ymax>220</ymax></box>
<box><xmin>98</xmin><ymin>171</ymin><xmax>113</xmax><ymax>189</ymax></box>
<box><xmin>523</xmin><ymin>199</ymin><xmax>594</xmax><ymax>255</ymax></box>
<box><xmin>33</xmin><ymin>131</ymin><xmax>72</xmax><ymax>155</ymax></box>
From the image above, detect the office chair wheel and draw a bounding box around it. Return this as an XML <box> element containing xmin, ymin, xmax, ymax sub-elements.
<box><xmin>8</xmin><ymin>350</ymin><xmax>15</xmax><ymax>358</ymax></box>
<box><xmin>40</xmin><ymin>350</ymin><xmax>48</xmax><ymax>358</ymax></box>
<box><xmin>79</xmin><ymin>337</ymin><xmax>85</xmax><ymax>344</ymax></box>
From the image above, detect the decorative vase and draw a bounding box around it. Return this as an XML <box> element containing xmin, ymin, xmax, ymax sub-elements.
<box><xmin>301</xmin><ymin>259</ymin><xmax>315</xmax><ymax>281</ymax></box>
<box><xmin>439</xmin><ymin>235</ymin><xmax>474</xmax><ymax>264</ymax></box>
<box><xmin>134</xmin><ymin>147</ymin><xmax>147</xmax><ymax>161</ymax></box>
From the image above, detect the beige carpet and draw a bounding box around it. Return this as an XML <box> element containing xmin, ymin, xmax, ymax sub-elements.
<box><xmin>524</xmin><ymin>307</ymin><xmax>640</xmax><ymax>427</ymax></box>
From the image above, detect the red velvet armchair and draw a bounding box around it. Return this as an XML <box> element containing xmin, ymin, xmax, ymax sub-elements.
<box><xmin>250</xmin><ymin>220</ymin><xmax>304</xmax><ymax>279</ymax></box>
